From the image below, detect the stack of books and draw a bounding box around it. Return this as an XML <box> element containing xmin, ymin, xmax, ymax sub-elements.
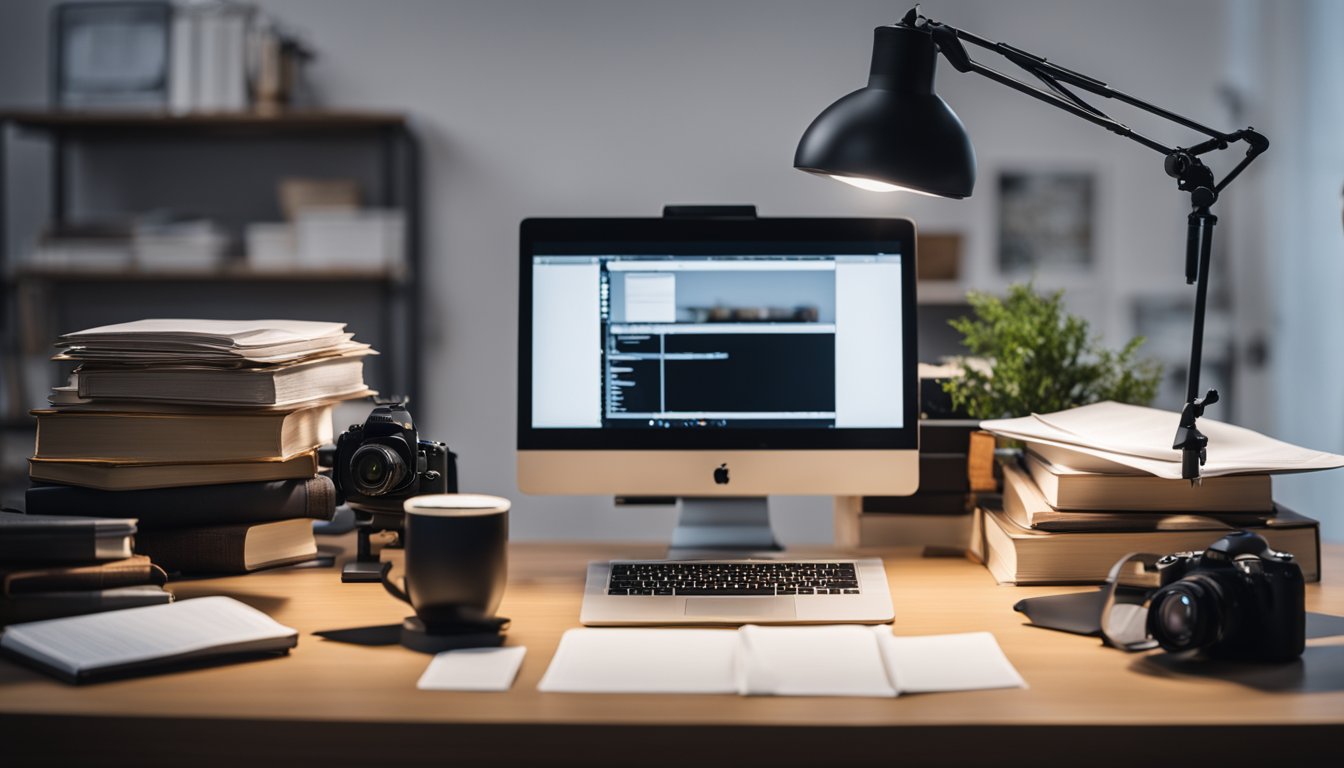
<box><xmin>973</xmin><ymin>402</ymin><xmax>1343</xmax><ymax>585</ymax></box>
<box><xmin>25</xmin><ymin>319</ymin><xmax>376</xmax><ymax>576</ymax></box>
<box><xmin>0</xmin><ymin>511</ymin><xmax>170</xmax><ymax>625</ymax></box>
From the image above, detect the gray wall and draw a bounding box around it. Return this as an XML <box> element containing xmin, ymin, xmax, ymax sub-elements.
<box><xmin>8</xmin><ymin>1</ymin><xmax>1335</xmax><ymax>543</ymax></box>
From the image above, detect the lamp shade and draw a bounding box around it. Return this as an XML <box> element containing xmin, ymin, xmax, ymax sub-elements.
<box><xmin>795</xmin><ymin>24</ymin><xmax>977</xmax><ymax>199</ymax></box>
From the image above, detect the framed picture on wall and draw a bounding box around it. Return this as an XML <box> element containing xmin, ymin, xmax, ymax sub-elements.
<box><xmin>997</xmin><ymin>170</ymin><xmax>1096</xmax><ymax>275</ymax></box>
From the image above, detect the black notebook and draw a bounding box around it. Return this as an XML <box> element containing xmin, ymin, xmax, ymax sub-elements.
<box><xmin>0</xmin><ymin>511</ymin><xmax>135</xmax><ymax>564</ymax></box>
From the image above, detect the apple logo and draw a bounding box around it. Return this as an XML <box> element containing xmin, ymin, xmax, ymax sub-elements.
<box><xmin>713</xmin><ymin>463</ymin><xmax>730</xmax><ymax>485</ymax></box>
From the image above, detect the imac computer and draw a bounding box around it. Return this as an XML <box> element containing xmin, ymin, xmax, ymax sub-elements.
<box><xmin>517</xmin><ymin>215</ymin><xmax>919</xmax><ymax>625</ymax></box>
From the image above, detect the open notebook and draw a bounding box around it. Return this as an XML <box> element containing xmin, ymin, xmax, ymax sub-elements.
<box><xmin>0</xmin><ymin>596</ymin><xmax>298</xmax><ymax>684</ymax></box>
<box><xmin>537</xmin><ymin>625</ymin><xmax>1026</xmax><ymax>697</ymax></box>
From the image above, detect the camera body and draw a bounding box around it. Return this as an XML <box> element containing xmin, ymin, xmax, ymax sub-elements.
<box><xmin>1147</xmin><ymin>531</ymin><xmax>1305</xmax><ymax>661</ymax></box>
<box><xmin>334</xmin><ymin>402</ymin><xmax>455</xmax><ymax>513</ymax></box>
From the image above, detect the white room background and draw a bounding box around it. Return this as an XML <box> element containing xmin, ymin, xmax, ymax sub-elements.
<box><xmin>2</xmin><ymin>1</ymin><xmax>1339</xmax><ymax>543</ymax></box>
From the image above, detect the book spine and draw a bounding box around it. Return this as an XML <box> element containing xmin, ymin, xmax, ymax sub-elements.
<box><xmin>0</xmin><ymin>535</ymin><xmax>103</xmax><ymax>565</ymax></box>
<box><xmin>25</xmin><ymin>476</ymin><xmax>335</xmax><ymax>529</ymax></box>
<box><xmin>133</xmin><ymin>527</ymin><xmax>250</xmax><ymax>574</ymax></box>
<box><xmin>0</xmin><ymin>587</ymin><xmax>172</xmax><ymax>625</ymax></box>
<box><xmin>3</xmin><ymin>556</ymin><xmax>167</xmax><ymax>596</ymax></box>
<box><xmin>169</xmin><ymin>8</ymin><xmax>196</xmax><ymax>113</ymax></box>
<box><xmin>218</xmin><ymin>7</ymin><xmax>248</xmax><ymax>110</ymax></box>
<box><xmin>197</xmin><ymin>7</ymin><xmax>222</xmax><ymax>111</ymax></box>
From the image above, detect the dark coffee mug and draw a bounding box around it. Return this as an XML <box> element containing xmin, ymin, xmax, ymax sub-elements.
<box><xmin>381</xmin><ymin>493</ymin><xmax>509</xmax><ymax>633</ymax></box>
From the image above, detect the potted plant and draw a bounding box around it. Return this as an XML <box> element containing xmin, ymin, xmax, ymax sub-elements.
<box><xmin>943</xmin><ymin>283</ymin><xmax>1163</xmax><ymax>420</ymax></box>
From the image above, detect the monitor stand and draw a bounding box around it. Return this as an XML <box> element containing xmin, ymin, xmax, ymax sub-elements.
<box><xmin>667</xmin><ymin>497</ymin><xmax>782</xmax><ymax>559</ymax></box>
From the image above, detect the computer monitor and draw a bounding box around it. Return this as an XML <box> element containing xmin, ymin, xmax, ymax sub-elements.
<box><xmin>517</xmin><ymin>216</ymin><xmax>919</xmax><ymax>550</ymax></box>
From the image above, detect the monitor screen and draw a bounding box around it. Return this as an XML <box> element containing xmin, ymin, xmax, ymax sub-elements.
<box><xmin>518</xmin><ymin>217</ymin><xmax>918</xmax><ymax>455</ymax></box>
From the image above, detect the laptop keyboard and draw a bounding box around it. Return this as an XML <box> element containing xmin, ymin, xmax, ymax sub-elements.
<box><xmin>606</xmin><ymin>561</ymin><xmax>861</xmax><ymax>596</ymax></box>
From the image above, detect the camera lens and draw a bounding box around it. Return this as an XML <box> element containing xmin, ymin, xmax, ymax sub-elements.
<box><xmin>1148</xmin><ymin>579</ymin><xmax>1222</xmax><ymax>653</ymax></box>
<box><xmin>350</xmin><ymin>444</ymin><xmax>408</xmax><ymax>496</ymax></box>
<box><xmin>1159</xmin><ymin>595</ymin><xmax>1196</xmax><ymax>643</ymax></box>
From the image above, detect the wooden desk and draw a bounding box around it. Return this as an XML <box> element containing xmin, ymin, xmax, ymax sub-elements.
<box><xmin>2</xmin><ymin>540</ymin><xmax>1342</xmax><ymax>767</ymax></box>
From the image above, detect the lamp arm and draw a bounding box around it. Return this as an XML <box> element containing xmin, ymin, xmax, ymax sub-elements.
<box><xmin>905</xmin><ymin>8</ymin><xmax>1266</xmax><ymax>166</ymax></box>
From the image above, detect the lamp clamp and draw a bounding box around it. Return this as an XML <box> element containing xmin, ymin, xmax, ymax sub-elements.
<box><xmin>1173</xmin><ymin>389</ymin><xmax>1220</xmax><ymax>483</ymax></box>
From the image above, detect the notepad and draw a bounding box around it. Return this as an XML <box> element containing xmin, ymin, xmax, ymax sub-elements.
<box><xmin>537</xmin><ymin>625</ymin><xmax>1026</xmax><ymax>697</ymax></box>
<box><xmin>417</xmin><ymin>646</ymin><xmax>528</xmax><ymax>692</ymax></box>
<box><xmin>0</xmin><ymin>596</ymin><xmax>298</xmax><ymax>684</ymax></box>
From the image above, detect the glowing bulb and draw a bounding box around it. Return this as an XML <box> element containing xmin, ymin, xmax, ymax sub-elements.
<box><xmin>829</xmin><ymin>175</ymin><xmax>942</xmax><ymax>197</ymax></box>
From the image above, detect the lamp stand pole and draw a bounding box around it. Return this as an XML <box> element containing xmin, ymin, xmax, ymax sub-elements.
<box><xmin>1173</xmin><ymin>204</ymin><xmax>1219</xmax><ymax>482</ymax></box>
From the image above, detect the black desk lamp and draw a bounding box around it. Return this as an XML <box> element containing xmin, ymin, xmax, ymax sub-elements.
<box><xmin>796</xmin><ymin>6</ymin><xmax>1269</xmax><ymax>481</ymax></box>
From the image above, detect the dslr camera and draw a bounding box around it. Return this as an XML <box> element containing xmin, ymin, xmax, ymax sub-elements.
<box><xmin>334</xmin><ymin>401</ymin><xmax>455</xmax><ymax>513</ymax></box>
<box><xmin>1146</xmin><ymin>531</ymin><xmax>1305</xmax><ymax>662</ymax></box>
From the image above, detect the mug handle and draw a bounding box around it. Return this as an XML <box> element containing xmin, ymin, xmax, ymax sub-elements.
<box><xmin>380</xmin><ymin>561</ymin><xmax>412</xmax><ymax>605</ymax></box>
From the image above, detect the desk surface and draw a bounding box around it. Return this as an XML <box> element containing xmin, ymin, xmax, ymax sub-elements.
<box><xmin>3</xmin><ymin>539</ymin><xmax>1342</xmax><ymax>767</ymax></box>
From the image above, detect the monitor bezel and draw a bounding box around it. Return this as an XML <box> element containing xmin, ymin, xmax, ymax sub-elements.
<box><xmin>517</xmin><ymin>216</ymin><xmax>919</xmax><ymax>451</ymax></box>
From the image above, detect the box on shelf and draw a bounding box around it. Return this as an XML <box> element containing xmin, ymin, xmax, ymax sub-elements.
<box><xmin>279</xmin><ymin>178</ymin><xmax>360</xmax><ymax>220</ymax></box>
<box><xmin>133</xmin><ymin>220</ymin><xmax>229</xmax><ymax>271</ymax></box>
<box><xmin>245</xmin><ymin>222</ymin><xmax>298</xmax><ymax>271</ymax></box>
<box><xmin>296</xmin><ymin>209</ymin><xmax>405</xmax><ymax>271</ymax></box>
<box><xmin>26</xmin><ymin>222</ymin><xmax>134</xmax><ymax>271</ymax></box>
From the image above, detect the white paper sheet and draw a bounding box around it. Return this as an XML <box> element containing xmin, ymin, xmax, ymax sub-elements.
<box><xmin>877</xmin><ymin>631</ymin><xmax>1027</xmax><ymax>694</ymax></box>
<box><xmin>537</xmin><ymin>628</ymin><xmax>739</xmax><ymax>694</ymax></box>
<box><xmin>62</xmin><ymin>319</ymin><xmax>349</xmax><ymax>346</ymax></box>
<box><xmin>417</xmin><ymin>646</ymin><xmax>527</xmax><ymax>692</ymax></box>
<box><xmin>737</xmin><ymin>624</ymin><xmax>895</xmax><ymax>697</ymax></box>
<box><xmin>981</xmin><ymin>401</ymin><xmax>1344</xmax><ymax>478</ymax></box>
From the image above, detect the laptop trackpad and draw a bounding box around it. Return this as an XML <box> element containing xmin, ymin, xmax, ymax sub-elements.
<box><xmin>684</xmin><ymin>598</ymin><xmax>797</xmax><ymax>621</ymax></box>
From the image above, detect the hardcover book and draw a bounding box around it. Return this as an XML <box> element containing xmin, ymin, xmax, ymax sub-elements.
<box><xmin>0</xmin><ymin>585</ymin><xmax>173</xmax><ymax>625</ymax></box>
<box><xmin>974</xmin><ymin>501</ymin><xmax>1319</xmax><ymax>585</ymax></box>
<box><xmin>0</xmin><ymin>511</ymin><xmax>135</xmax><ymax>564</ymax></box>
<box><xmin>1001</xmin><ymin>463</ymin><xmax>1273</xmax><ymax>532</ymax></box>
<box><xmin>2</xmin><ymin>555</ymin><xmax>166</xmax><ymax>595</ymax></box>
<box><xmin>1023</xmin><ymin>450</ymin><xmax>1273</xmax><ymax>512</ymax></box>
<box><xmin>26</xmin><ymin>476</ymin><xmax>336</xmax><ymax>529</ymax></box>
<box><xmin>32</xmin><ymin>403</ymin><xmax>334</xmax><ymax>462</ymax></box>
<box><xmin>133</xmin><ymin>518</ymin><xmax>317</xmax><ymax>575</ymax></box>
<box><xmin>28</xmin><ymin>451</ymin><xmax>319</xmax><ymax>491</ymax></box>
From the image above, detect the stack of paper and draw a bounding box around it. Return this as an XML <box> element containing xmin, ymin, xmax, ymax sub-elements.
<box><xmin>55</xmin><ymin>319</ymin><xmax>372</xmax><ymax>368</ymax></box>
<box><xmin>48</xmin><ymin>319</ymin><xmax>375</xmax><ymax>407</ymax></box>
<box><xmin>980</xmin><ymin>401</ymin><xmax>1344</xmax><ymax>479</ymax></box>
